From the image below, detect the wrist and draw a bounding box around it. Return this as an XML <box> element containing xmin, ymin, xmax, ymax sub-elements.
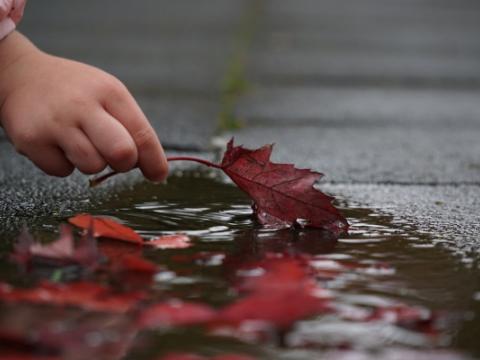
<box><xmin>0</xmin><ymin>31</ymin><xmax>40</xmax><ymax>105</ymax></box>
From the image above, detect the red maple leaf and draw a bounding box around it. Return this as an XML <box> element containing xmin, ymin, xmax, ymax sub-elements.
<box><xmin>220</xmin><ymin>139</ymin><xmax>348</xmax><ymax>233</ymax></box>
<box><xmin>68</xmin><ymin>214</ymin><xmax>144</xmax><ymax>244</ymax></box>
<box><xmin>234</xmin><ymin>256</ymin><xmax>314</xmax><ymax>295</ymax></box>
<box><xmin>216</xmin><ymin>255</ymin><xmax>330</xmax><ymax>329</ymax></box>
<box><xmin>111</xmin><ymin>254</ymin><xmax>158</xmax><ymax>275</ymax></box>
<box><xmin>91</xmin><ymin>138</ymin><xmax>348</xmax><ymax>233</ymax></box>
<box><xmin>216</xmin><ymin>288</ymin><xmax>329</xmax><ymax>329</ymax></box>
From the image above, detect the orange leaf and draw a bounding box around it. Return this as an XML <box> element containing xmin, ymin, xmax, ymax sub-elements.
<box><xmin>68</xmin><ymin>214</ymin><xmax>143</xmax><ymax>244</ymax></box>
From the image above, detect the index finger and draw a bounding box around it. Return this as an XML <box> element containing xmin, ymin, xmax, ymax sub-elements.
<box><xmin>103</xmin><ymin>84</ymin><xmax>168</xmax><ymax>182</ymax></box>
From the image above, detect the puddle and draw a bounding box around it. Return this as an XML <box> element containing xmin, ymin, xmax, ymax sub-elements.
<box><xmin>0</xmin><ymin>173</ymin><xmax>479</xmax><ymax>359</ymax></box>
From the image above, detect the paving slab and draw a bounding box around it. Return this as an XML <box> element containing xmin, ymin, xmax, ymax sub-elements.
<box><xmin>250</xmin><ymin>51</ymin><xmax>480</xmax><ymax>87</ymax></box>
<box><xmin>255</xmin><ymin>27</ymin><xmax>480</xmax><ymax>56</ymax></box>
<box><xmin>236</xmin><ymin>86</ymin><xmax>480</xmax><ymax>127</ymax></box>
<box><xmin>249</xmin><ymin>0</ymin><xmax>480</xmax><ymax>87</ymax></box>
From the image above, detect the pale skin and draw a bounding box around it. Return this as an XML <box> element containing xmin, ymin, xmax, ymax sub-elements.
<box><xmin>0</xmin><ymin>31</ymin><xmax>169</xmax><ymax>180</ymax></box>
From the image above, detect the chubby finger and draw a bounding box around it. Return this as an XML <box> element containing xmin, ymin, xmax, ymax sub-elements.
<box><xmin>11</xmin><ymin>0</ymin><xmax>26</xmax><ymax>23</ymax></box>
<box><xmin>104</xmin><ymin>87</ymin><xmax>168</xmax><ymax>181</ymax></box>
<box><xmin>81</xmin><ymin>111</ymin><xmax>138</xmax><ymax>173</ymax></box>
<box><xmin>25</xmin><ymin>145</ymin><xmax>75</xmax><ymax>177</ymax></box>
<box><xmin>58</xmin><ymin>129</ymin><xmax>107</xmax><ymax>174</ymax></box>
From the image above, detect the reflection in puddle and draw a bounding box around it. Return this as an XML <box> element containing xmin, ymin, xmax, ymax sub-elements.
<box><xmin>0</xmin><ymin>174</ymin><xmax>478</xmax><ymax>359</ymax></box>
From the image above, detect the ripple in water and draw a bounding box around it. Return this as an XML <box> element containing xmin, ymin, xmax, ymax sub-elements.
<box><xmin>1</xmin><ymin>174</ymin><xmax>476</xmax><ymax>359</ymax></box>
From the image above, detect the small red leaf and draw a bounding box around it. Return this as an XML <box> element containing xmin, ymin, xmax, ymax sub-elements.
<box><xmin>113</xmin><ymin>254</ymin><xmax>158</xmax><ymax>274</ymax></box>
<box><xmin>220</xmin><ymin>139</ymin><xmax>348</xmax><ymax>233</ymax></box>
<box><xmin>235</xmin><ymin>257</ymin><xmax>311</xmax><ymax>294</ymax></box>
<box><xmin>137</xmin><ymin>300</ymin><xmax>216</xmax><ymax>329</ymax></box>
<box><xmin>68</xmin><ymin>214</ymin><xmax>143</xmax><ymax>244</ymax></box>
<box><xmin>215</xmin><ymin>254</ymin><xmax>331</xmax><ymax>329</ymax></box>
<box><xmin>98</xmin><ymin>240</ymin><xmax>142</xmax><ymax>259</ymax></box>
<box><xmin>147</xmin><ymin>234</ymin><xmax>191</xmax><ymax>249</ymax></box>
<box><xmin>217</xmin><ymin>288</ymin><xmax>329</xmax><ymax>329</ymax></box>
<box><xmin>217</xmin><ymin>255</ymin><xmax>330</xmax><ymax>329</ymax></box>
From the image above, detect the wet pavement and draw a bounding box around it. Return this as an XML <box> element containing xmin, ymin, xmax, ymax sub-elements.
<box><xmin>1</xmin><ymin>174</ymin><xmax>478</xmax><ymax>359</ymax></box>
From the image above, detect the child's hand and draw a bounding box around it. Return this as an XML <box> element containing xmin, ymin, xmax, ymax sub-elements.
<box><xmin>0</xmin><ymin>32</ymin><xmax>168</xmax><ymax>181</ymax></box>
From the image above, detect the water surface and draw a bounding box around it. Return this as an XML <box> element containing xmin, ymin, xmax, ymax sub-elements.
<box><xmin>0</xmin><ymin>173</ymin><xmax>478</xmax><ymax>359</ymax></box>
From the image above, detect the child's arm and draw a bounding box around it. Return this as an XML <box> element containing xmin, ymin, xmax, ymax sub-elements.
<box><xmin>0</xmin><ymin>31</ymin><xmax>168</xmax><ymax>181</ymax></box>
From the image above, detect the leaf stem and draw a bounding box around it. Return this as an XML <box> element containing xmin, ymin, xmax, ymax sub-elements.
<box><xmin>167</xmin><ymin>156</ymin><xmax>221</xmax><ymax>169</ymax></box>
<box><xmin>89</xmin><ymin>156</ymin><xmax>221</xmax><ymax>187</ymax></box>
